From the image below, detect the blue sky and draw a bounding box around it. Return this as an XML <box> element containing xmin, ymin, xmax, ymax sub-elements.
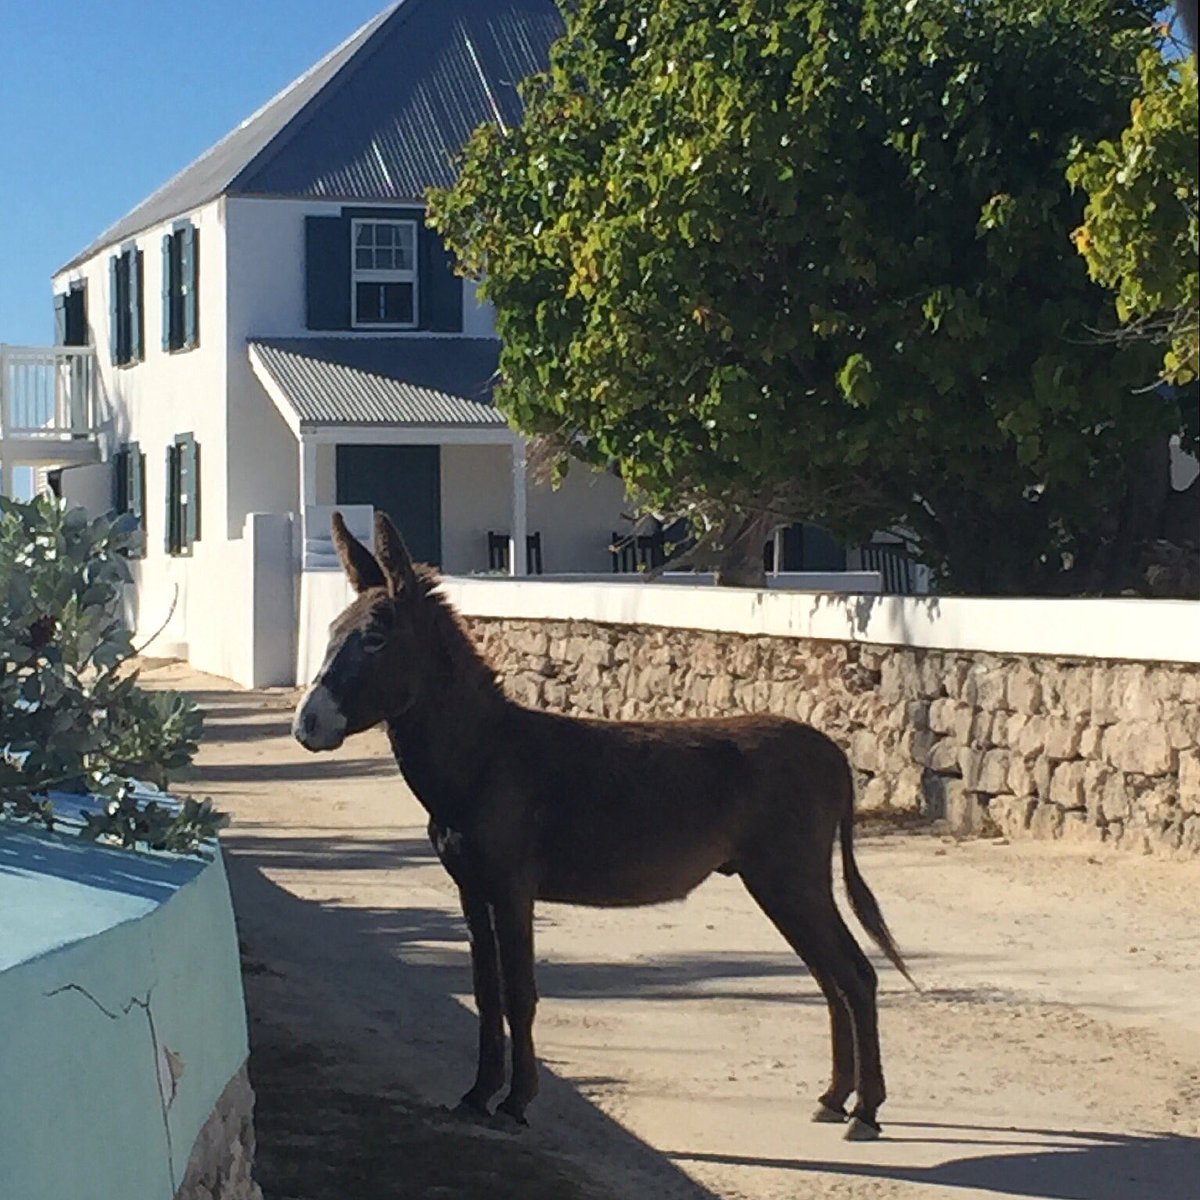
<box><xmin>0</xmin><ymin>0</ymin><xmax>388</xmax><ymax>346</ymax></box>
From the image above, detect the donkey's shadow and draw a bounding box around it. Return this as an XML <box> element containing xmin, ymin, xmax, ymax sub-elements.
<box><xmin>669</xmin><ymin>1121</ymin><xmax>1200</xmax><ymax>1200</ymax></box>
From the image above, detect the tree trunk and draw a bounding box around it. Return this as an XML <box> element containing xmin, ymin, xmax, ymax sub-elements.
<box><xmin>712</xmin><ymin>510</ymin><xmax>776</xmax><ymax>588</ymax></box>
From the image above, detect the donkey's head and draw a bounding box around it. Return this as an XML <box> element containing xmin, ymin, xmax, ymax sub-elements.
<box><xmin>293</xmin><ymin>511</ymin><xmax>430</xmax><ymax>752</ymax></box>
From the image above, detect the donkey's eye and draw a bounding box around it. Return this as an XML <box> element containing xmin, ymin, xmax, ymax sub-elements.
<box><xmin>361</xmin><ymin>632</ymin><xmax>388</xmax><ymax>654</ymax></box>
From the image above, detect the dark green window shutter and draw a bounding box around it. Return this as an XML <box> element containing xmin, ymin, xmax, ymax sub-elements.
<box><xmin>162</xmin><ymin>234</ymin><xmax>174</xmax><ymax>351</ymax></box>
<box><xmin>418</xmin><ymin>226</ymin><xmax>462</xmax><ymax>332</ymax></box>
<box><xmin>165</xmin><ymin>443</ymin><xmax>181</xmax><ymax>554</ymax></box>
<box><xmin>305</xmin><ymin>216</ymin><xmax>350</xmax><ymax>330</ymax></box>
<box><xmin>65</xmin><ymin>286</ymin><xmax>87</xmax><ymax>346</ymax></box>
<box><xmin>113</xmin><ymin>448</ymin><xmax>129</xmax><ymax>512</ymax></box>
<box><xmin>108</xmin><ymin>256</ymin><xmax>121</xmax><ymax>365</ymax></box>
<box><xmin>127</xmin><ymin>442</ymin><xmax>144</xmax><ymax>521</ymax></box>
<box><xmin>175</xmin><ymin>433</ymin><xmax>200</xmax><ymax>551</ymax></box>
<box><xmin>182</xmin><ymin>225</ymin><xmax>199</xmax><ymax>349</ymax></box>
<box><xmin>54</xmin><ymin>294</ymin><xmax>68</xmax><ymax>345</ymax></box>
<box><xmin>129</xmin><ymin>248</ymin><xmax>144</xmax><ymax>362</ymax></box>
<box><xmin>133</xmin><ymin>447</ymin><xmax>146</xmax><ymax>555</ymax></box>
<box><xmin>187</xmin><ymin>437</ymin><xmax>200</xmax><ymax>546</ymax></box>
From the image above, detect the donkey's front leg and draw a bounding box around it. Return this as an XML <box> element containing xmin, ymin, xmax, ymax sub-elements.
<box><xmin>455</xmin><ymin>886</ymin><xmax>506</xmax><ymax>1118</ymax></box>
<box><xmin>491</xmin><ymin>890</ymin><xmax>538</xmax><ymax>1125</ymax></box>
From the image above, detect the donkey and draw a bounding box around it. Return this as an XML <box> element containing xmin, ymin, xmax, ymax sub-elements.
<box><xmin>293</xmin><ymin>511</ymin><xmax>915</xmax><ymax>1140</ymax></box>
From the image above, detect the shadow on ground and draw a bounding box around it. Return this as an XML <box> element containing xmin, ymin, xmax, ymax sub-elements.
<box><xmin>668</xmin><ymin>1123</ymin><xmax>1200</xmax><ymax>1200</ymax></box>
<box><xmin>192</xmin><ymin>676</ymin><xmax>1199</xmax><ymax>1200</ymax></box>
<box><xmin>226</xmin><ymin>851</ymin><xmax>725</xmax><ymax>1200</ymax></box>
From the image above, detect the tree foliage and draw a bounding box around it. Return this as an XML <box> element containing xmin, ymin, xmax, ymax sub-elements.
<box><xmin>431</xmin><ymin>0</ymin><xmax>1183</xmax><ymax>593</ymax></box>
<box><xmin>1069</xmin><ymin>45</ymin><xmax>1199</xmax><ymax>387</ymax></box>
<box><xmin>0</xmin><ymin>497</ymin><xmax>224</xmax><ymax>855</ymax></box>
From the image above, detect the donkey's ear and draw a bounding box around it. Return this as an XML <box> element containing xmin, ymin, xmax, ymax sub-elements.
<box><xmin>374</xmin><ymin>512</ymin><xmax>420</xmax><ymax>596</ymax></box>
<box><xmin>332</xmin><ymin>512</ymin><xmax>386</xmax><ymax>593</ymax></box>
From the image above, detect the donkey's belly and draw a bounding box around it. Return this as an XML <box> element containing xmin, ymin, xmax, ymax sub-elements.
<box><xmin>536</xmin><ymin>848</ymin><xmax>723</xmax><ymax>908</ymax></box>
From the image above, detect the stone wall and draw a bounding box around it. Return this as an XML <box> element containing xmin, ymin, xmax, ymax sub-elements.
<box><xmin>465</xmin><ymin>617</ymin><xmax>1200</xmax><ymax>858</ymax></box>
<box><xmin>175</xmin><ymin>1064</ymin><xmax>262</xmax><ymax>1200</ymax></box>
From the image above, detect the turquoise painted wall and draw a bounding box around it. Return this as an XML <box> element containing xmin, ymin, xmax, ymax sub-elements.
<box><xmin>0</xmin><ymin>805</ymin><xmax>250</xmax><ymax>1200</ymax></box>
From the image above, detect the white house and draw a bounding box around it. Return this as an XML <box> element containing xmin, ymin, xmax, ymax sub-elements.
<box><xmin>21</xmin><ymin>0</ymin><xmax>634</xmax><ymax>686</ymax></box>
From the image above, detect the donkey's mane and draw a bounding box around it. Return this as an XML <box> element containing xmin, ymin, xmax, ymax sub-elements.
<box><xmin>415</xmin><ymin>565</ymin><xmax>504</xmax><ymax>702</ymax></box>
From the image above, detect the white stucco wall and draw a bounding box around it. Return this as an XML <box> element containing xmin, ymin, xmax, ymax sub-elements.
<box><xmin>440</xmin><ymin>444</ymin><xmax>512</xmax><ymax>573</ymax></box>
<box><xmin>441</xmin><ymin>579</ymin><xmax>1200</xmax><ymax>665</ymax></box>
<box><xmin>52</xmin><ymin>198</ymin><xmax>233</xmax><ymax>675</ymax></box>
<box><xmin>222</xmin><ymin>196</ymin><xmax>496</xmax><ymax>342</ymax></box>
<box><xmin>462</xmin><ymin>278</ymin><xmax>496</xmax><ymax>338</ymax></box>
<box><xmin>314</xmin><ymin>442</ymin><xmax>338</xmax><ymax>505</ymax></box>
<box><xmin>220</xmin><ymin>196</ymin><xmax>499</xmax><ymax>542</ymax></box>
<box><xmin>527</xmin><ymin>464</ymin><xmax>631</xmax><ymax>573</ymax></box>
<box><xmin>222</xmin><ymin>197</ymin><xmax>313</xmax><ymax>536</ymax></box>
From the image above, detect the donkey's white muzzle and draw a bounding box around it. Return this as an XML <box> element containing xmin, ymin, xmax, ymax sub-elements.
<box><xmin>293</xmin><ymin>684</ymin><xmax>347</xmax><ymax>751</ymax></box>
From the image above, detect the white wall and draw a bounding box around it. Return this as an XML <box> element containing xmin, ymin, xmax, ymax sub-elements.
<box><xmin>246</xmin><ymin>512</ymin><xmax>296</xmax><ymax>687</ymax></box>
<box><xmin>221</xmin><ymin>196</ymin><xmax>500</xmax><ymax>544</ymax></box>
<box><xmin>58</xmin><ymin>462</ymin><xmax>113</xmax><ymax>516</ymax></box>
<box><xmin>439</xmin><ymin>578</ymin><xmax>1200</xmax><ymax>666</ymax></box>
<box><xmin>462</xmin><ymin>278</ymin><xmax>495</xmax><ymax>338</ymax></box>
<box><xmin>441</xmin><ymin>444</ymin><xmax>511</xmax><ymax>572</ymax></box>
<box><xmin>222</xmin><ymin>196</ymin><xmax>498</xmax><ymax>342</ymax></box>
<box><xmin>314</xmin><ymin>442</ymin><xmax>337</xmax><ymax>505</ymax></box>
<box><xmin>52</xmin><ymin>198</ymin><xmax>231</xmax><ymax>673</ymax></box>
<box><xmin>527</xmin><ymin>464</ymin><xmax>631</xmax><ymax>573</ymax></box>
<box><xmin>297</xmin><ymin>569</ymin><xmax>357</xmax><ymax>684</ymax></box>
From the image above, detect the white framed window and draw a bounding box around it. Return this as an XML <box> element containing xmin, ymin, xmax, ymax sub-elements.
<box><xmin>351</xmin><ymin>219</ymin><xmax>418</xmax><ymax>329</ymax></box>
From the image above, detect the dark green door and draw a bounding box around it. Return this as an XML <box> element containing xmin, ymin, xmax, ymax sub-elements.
<box><xmin>336</xmin><ymin>444</ymin><xmax>442</xmax><ymax>567</ymax></box>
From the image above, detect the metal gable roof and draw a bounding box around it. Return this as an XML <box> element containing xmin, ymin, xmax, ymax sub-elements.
<box><xmin>59</xmin><ymin>0</ymin><xmax>562</xmax><ymax>272</ymax></box>
<box><xmin>234</xmin><ymin>0</ymin><xmax>562</xmax><ymax>201</ymax></box>
<box><xmin>249</xmin><ymin>337</ymin><xmax>507</xmax><ymax>428</ymax></box>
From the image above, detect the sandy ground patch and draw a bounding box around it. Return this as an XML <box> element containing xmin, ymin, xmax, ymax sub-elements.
<box><xmin>152</xmin><ymin>660</ymin><xmax>1200</xmax><ymax>1200</ymax></box>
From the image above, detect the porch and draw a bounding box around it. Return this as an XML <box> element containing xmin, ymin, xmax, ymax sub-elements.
<box><xmin>249</xmin><ymin>337</ymin><xmax>541</xmax><ymax>576</ymax></box>
<box><xmin>0</xmin><ymin>345</ymin><xmax>104</xmax><ymax>497</ymax></box>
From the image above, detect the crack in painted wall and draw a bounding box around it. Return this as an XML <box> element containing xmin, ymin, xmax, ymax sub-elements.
<box><xmin>44</xmin><ymin>982</ymin><xmax>179</xmax><ymax>1192</ymax></box>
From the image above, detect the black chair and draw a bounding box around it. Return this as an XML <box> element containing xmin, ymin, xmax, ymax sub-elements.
<box><xmin>525</xmin><ymin>531</ymin><xmax>543</xmax><ymax>575</ymax></box>
<box><xmin>488</xmin><ymin>530</ymin><xmax>543</xmax><ymax>574</ymax></box>
<box><xmin>636</xmin><ymin>531</ymin><xmax>665</xmax><ymax>569</ymax></box>
<box><xmin>860</xmin><ymin>543</ymin><xmax>916</xmax><ymax>594</ymax></box>
<box><xmin>610</xmin><ymin>531</ymin><xmax>638</xmax><ymax>573</ymax></box>
<box><xmin>487</xmin><ymin>530</ymin><xmax>509</xmax><ymax>572</ymax></box>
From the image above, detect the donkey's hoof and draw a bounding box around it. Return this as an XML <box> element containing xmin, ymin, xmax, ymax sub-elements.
<box><xmin>490</xmin><ymin>1103</ymin><xmax>530</xmax><ymax>1134</ymax></box>
<box><xmin>811</xmin><ymin>1102</ymin><xmax>848</xmax><ymax>1124</ymax></box>
<box><xmin>844</xmin><ymin>1116</ymin><xmax>882</xmax><ymax>1141</ymax></box>
<box><xmin>448</xmin><ymin>1099</ymin><xmax>491</xmax><ymax>1124</ymax></box>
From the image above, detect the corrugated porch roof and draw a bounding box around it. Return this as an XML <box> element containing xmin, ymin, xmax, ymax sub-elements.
<box><xmin>248</xmin><ymin>336</ymin><xmax>507</xmax><ymax>430</ymax></box>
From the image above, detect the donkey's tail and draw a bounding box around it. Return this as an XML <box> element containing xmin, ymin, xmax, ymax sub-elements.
<box><xmin>839</xmin><ymin>788</ymin><xmax>919</xmax><ymax>991</ymax></box>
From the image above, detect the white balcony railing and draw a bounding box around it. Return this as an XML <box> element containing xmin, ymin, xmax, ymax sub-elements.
<box><xmin>0</xmin><ymin>344</ymin><xmax>100</xmax><ymax>441</ymax></box>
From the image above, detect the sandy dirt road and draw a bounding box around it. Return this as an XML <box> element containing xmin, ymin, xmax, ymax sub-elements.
<box><xmin>159</xmin><ymin>662</ymin><xmax>1200</xmax><ymax>1200</ymax></box>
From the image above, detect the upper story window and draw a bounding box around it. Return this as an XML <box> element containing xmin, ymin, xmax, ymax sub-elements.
<box><xmin>162</xmin><ymin>222</ymin><xmax>200</xmax><ymax>352</ymax></box>
<box><xmin>109</xmin><ymin>244</ymin><xmax>144</xmax><ymax>367</ymax></box>
<box><xmin>53</xmin><ymin>282</ymin><xmax>88</xmax><ymax>347</ymax></box>
<box><xmin>304</xmin><ymin>207</ymin><xmax>463</xmax><ymax>334</ymax></box>
<box><xmin>351</xmin><ymin>219</ymin><xmax>417</xmax><ymax>328</ymax></box>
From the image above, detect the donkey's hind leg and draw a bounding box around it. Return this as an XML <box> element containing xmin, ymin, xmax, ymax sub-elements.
<box><xmin>741</xmin><ymin>871</ymin><xmax>886</xmax><ymax>1138</ymax></box>
<box><xmin>491</xmin><ymin>890</ymin><xmax>539</xmax><ymax>1127</ymax></box>
<box><xmin>454</xmin><ymin>887</ymin><xmax>506</xmax><ymax>1118</ymax></box>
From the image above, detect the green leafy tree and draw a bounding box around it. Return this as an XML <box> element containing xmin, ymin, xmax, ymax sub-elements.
<box><xmin>1069</xmin><ymin>45</ymin><xmax>1198</xmax><ymax>387</ymax></box>
<box><xmin>431</xmin><ymin>0</ymin><xmax>1184</xmax><ymax>593</ymax></box>
<box><xmin>0</xmin><ymin>496</ymin><xmax>224</xmax><ymax>854</ymax></box>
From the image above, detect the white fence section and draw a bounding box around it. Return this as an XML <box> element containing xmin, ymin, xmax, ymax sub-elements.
<box><xmin>297</xmin><ymin>570</ymin><xmax>358</xmax><ymax>684</ymax></box>
<box><xmin>533</xmin><ymin>570</ymin><xmax>883</xmax><ymax>592</ymax></box>
<box><xmin>438</xmin><ymin>577</ymin><xmax>1200</xmax><ymax>666</ymax></box>
<box><xmin>0</xmin><ymin>345</ymin><xmax>100</xmax><ymax>440</ymax></box>
<box><xmin>302</xmin><ymin>504</ymin><xmax>374</xmax><ymax>570</ymax></box>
